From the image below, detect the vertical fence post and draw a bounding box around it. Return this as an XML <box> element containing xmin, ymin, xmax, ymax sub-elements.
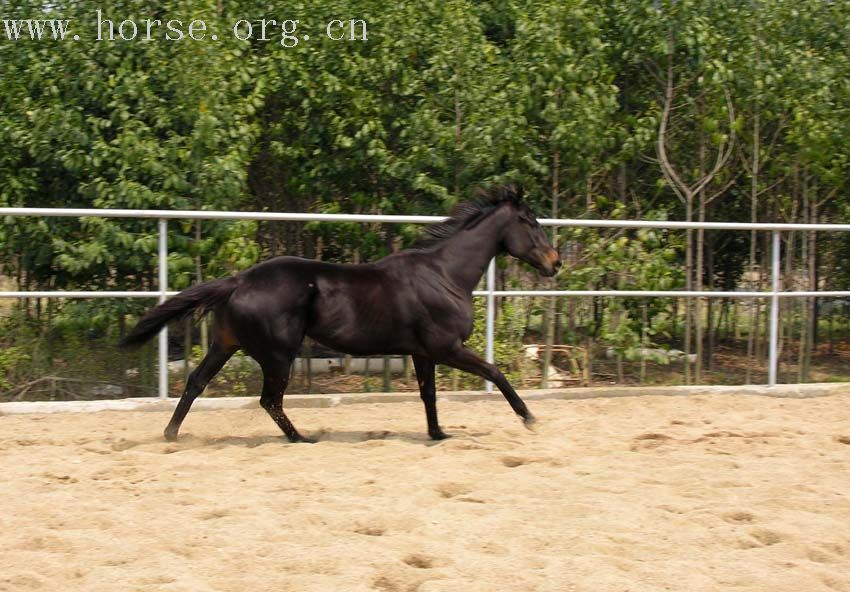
<box><xmin>158</xmin><ymin>218</ymin><xmax>169</xmax><ymax>399</ymax></box>
<box><xmin>768</xmin><ymin>230</ymin><xmax>780</xmax><ymax>387</ymax></box>
<box><xmin>485</xmin><ymin>258</ymin><xmax>495</xmax><ymax>394</ymax></box>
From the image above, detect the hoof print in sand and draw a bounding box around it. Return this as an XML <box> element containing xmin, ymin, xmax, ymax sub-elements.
<box><xmin>402</xmin><ymin>554</ymin><xmax>439</xmax><ymax>569</ymax></box>
<box><xmin>501</xmin><ymin>455</ymin><xmax>535</xmax><ymax>468</ymax></box>
<box><xmin>198</xmin><ymin>509</ymin><xmax>229</xmax><ymax>521</ymax></box>
<box><xmin>354</xmin><ymin>525</ymin><xmax>385</xmax><ymax>537</ymax></box>
<box><xmin>630</xmin><ymin>432</ymin><xmax>674</xmax><ymax>451</ymax></box>
<box><xmin>436</xmin><ymin>482</ymin><xmax>471</xmax><ymax>498</ymax></box>
<box><xmin>722</xmin><ymin>511</ymin><xmax>756</xmax><ymax>524</ymax></box>
<box><xmin>744</xmin><ymin>528</ymin><xmax>784</xmax><ymax>548</ymax></box>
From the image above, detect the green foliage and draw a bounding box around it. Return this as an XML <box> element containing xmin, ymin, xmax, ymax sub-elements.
<box><xmin>0</xmin><ymin>346</ymin><xmax>30</xmax><ymax>391</ymax></box>
<box><xmin>439</xmin><ymin>298</ymin><xmax>531</xmax><ymax>388</ymax></box>
<box><xmin>191</xmin><ymin>345</ymin><xmax>255</xmax><ymax>396</ymax></box>
<box><xmin>563</xmin><ymin>210</ymin><xmax>685</xmax><ymax>356</ymax></box>
<box><xmin>508</xmin><ymin>0</ymin><xmax>621</xmax><ymax>205</ymax></box>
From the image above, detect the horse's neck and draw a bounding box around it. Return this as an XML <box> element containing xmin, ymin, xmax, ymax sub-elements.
<box><xmin>434</xmin><ymin>209</ymin><xmax>506</xmax><ymax>293</ymax></box>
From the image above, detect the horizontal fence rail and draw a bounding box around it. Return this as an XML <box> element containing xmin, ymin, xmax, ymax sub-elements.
<box><xmin>4</xmin><ymin>206</ymin><xmax>850</xmax><ymax>231</ymax></box>
<box><xmin>4</xmin><ymin>207</ymin><xmax>850</xmax><ymax>396</ymax></box>
<box><xmin>4</xmin><ymin>290</ymin><xmax>850</xmax><ymax>300</ymax></box>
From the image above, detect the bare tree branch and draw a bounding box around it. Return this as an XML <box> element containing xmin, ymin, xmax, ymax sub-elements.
<box><xmin>656</xmin><ymin>53</ymin><xmax>688</xmax><ymax>204</ymax></box>
<box><xmin>706</xmin><ymin>169</ymin><xmax>744</xmax><ymax>205</ymax></box>
<box><xmin>692</xmin><ymin>88</ymin><xmax>736</xmax><ymax>197</ymax></box>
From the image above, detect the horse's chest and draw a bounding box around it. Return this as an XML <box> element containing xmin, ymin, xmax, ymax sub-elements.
<box><xmin>457</xmin><ymin>308</ymin><xmax>474</xmax><ymax>340</ymax></box>
<box><xmin>427</xmin><ymin>296</ymin><xmax>474</xmax><ymax>340</ymax></box>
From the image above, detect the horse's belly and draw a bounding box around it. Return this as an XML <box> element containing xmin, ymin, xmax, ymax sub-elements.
<box><xmin>308</xmin><ymin>326</ymin><xmax>415</xmax><ymax>356</ymax></box>
<box><xmin>306</xmin><ymin>297</ymin><xmax>416</xmax><ymax>356</ymax></box>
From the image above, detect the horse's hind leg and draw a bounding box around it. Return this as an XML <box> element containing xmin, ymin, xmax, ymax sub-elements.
<box><xmin>164</xmin><ymin>341</ymin><xmax>237</xmax><ymax>441</ymax></box>
<box><xmin>258</xmin><ymin>354</ymin><xmax>314</xmax><ymax>443</ymax></box>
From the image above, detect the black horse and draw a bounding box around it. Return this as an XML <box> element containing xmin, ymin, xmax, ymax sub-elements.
<box><xmin>120</xmin><ymin>186</ymin><xmax>561</xmax><ymax>442</ymax></box>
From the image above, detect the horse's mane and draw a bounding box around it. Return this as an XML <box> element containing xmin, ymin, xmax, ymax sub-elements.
<box><xmin>414</xmin><ymin>185</ymin><xmax>524</xmax><ymax>249</ymax></box>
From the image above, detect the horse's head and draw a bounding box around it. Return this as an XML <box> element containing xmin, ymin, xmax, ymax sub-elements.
<box><xmin>497</xmin><ymin>188</ymin><xmax>561</xmax><ymax>277</ymax></box>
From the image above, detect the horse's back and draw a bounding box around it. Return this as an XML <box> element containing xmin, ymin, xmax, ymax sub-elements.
<box><xmin>241</xmin><ymin>255</ymin><xmax>347</xmax><ymax>279</ymax></box>
<box><xmin>220</xmin><ymin>256</ymin><xmax>404</xmax><ymax>354</ymax></box>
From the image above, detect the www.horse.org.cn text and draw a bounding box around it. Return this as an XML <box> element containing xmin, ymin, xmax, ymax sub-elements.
<box><xmin>1</xmin><ymin>11</ymin><xmax>368</xmax><ymax>46</ymax></box>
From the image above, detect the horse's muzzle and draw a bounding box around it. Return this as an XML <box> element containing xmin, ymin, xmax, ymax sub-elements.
<box><xmin>543</xmin><ymin>249</ymin><xmax>561</xmax><ymax>277</ymax></box>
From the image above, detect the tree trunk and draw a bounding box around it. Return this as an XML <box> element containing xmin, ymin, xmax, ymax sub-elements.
<box><xmin>695</xmin><ymin>122</ymin><xmax>707</xmax><ymax>382</ymax></box>
<box><xmin>640</xmin><ymin>303</ymin><xmax>648</xmax><ymax>383</ymax></box>
<box><xmin>756</xmin><ymin>233</ymin><xmax>769</xmax><ymax>365</ymax></box>
<box><xmin>732</xmin><ymin>300</ymin><xmax>740</xmax><ymax>341</ymax></box>
<box><xmin>803</xmin><ymin>195</ymin><xmax>818</xmax><ymax>380</ymax></box>
<box><xmin>195</xmin><ymin>220</ymin><xmax>208</xmax><ymax>357</ymax></box>
<box><xmin>541</xmin><ymin>149</ymin><xmax>560</xmax><ymax>388</ymax></box>
<box><xmin>782</xmin><ymin>196</ymin><xmax>798</xmax><ymax>382</ymax></box>
<box><xmin>705</xmin><ymin>240</ymin><xmax>715</xmax><ymax>371</ymax></box>
<box><xmin>684</xmin><ymin>198</ymin><xmax>693</xmax><ymax>385</ymax></box>
<box><xmin>810</xmin><ymin>194</ymin><xmax>819</xmax><ymax>348</ymax></box>
<box><xmin>23</xmin><ymin>269</ymin><xmax>31</xmax><ymax>320</ymax></box>
<box><xmin>745</xmin><ymin>109</ymin><xmax>760</xmax><ymax>384</ymax></box>
<box><xmin>798</xmin><ymin>171</ymin><xmax>809</xmax><ymax>382</ymax></box>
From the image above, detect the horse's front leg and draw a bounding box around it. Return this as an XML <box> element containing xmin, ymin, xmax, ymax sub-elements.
<box><xmin>412</xmin><ymin>355</ymin><xmax>449</xmax><ymax>440</ymax></box>
<box><xmin>440</xmin><ymin>344</ymin><xmax>535</xmax><ymax>426</ymax></box>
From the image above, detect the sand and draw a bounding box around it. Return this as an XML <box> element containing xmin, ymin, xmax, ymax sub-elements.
<box><xmin>1</xmin><ymin>392</ymin><xmax>849</xmax><ymax>592</ymax></box>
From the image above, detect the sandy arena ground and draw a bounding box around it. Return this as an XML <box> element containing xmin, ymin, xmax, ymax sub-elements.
<box><xmin>1</xmin><ymin>393</ymin><xmax>849</xmax><ymax>592</ymax></box>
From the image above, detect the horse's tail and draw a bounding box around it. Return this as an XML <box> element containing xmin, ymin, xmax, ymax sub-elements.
<box><xmin>118</xmin><ymin>277</ymin><xmax>238</xmax><ymax>349</ymax></box>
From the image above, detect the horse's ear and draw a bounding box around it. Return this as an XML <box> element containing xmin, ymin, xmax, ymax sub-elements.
<box><xmin>513</xmin><ymin>186</ymin><xmax>524</xmax><ymax>204</ymax></box>
<box><xmin>503</xmin><ymin>184</ymin><xmax>523</xmax><ymax>205</ymax></box>
<box><xmin>473</xmin><ymin>184</ymin><xmax>523</xmax><ymax>204</ymax></box>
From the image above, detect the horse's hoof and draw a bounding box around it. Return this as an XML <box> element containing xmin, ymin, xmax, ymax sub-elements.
<box><xmin>293</xmin><ymin>435</ymin><xmax>318</xmax><ymax>444</ymax></box>
<box><xmin>163</xmin><ymin>429</ymin><xmax>179</xmax><ymax>442</ymax></box>
<box><xmin>430</xmin><ymin>430</ymin><xmax>451</xmax><ymax>441</ymax></box>
<box><xmin>522</xmin><ymin>413</ymin><xmax>536</xmax><ymax>430</ymax></box>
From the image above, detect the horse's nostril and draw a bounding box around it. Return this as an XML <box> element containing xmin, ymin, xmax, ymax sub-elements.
<box><xmin>554</xmin><ymin>260</ymin><xmax>562</xmax><ymax>270</ymax></box>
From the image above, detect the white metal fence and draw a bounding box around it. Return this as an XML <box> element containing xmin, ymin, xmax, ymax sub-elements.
<box><xmin>3</xmin><ymin>207</ymin><xmax>850</xmax><ymax>397</ymax></box>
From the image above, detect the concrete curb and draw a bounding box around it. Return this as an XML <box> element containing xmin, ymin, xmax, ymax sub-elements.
<box><xmin>1</xmin><ymin>382</ymin><xmax>847</xmax><ymax>416</ymax></box>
